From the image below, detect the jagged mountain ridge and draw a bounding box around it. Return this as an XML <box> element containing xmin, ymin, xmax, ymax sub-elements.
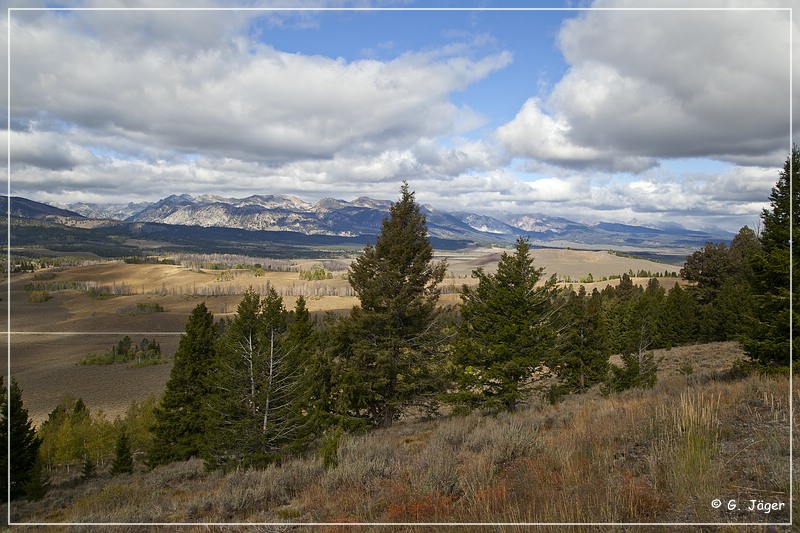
<box><xmin>58</xmin><ymin>193</ymin><xmax>731</xmax><ymax>250</ymax></box>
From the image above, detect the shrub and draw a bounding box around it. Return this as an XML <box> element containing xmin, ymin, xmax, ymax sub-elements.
<box><xmin>79</xmin><ymin>336</ymin><xmax>164</xmax><ymax>366</ymax></box>
<box><xmin>486</xmin><ymin>414</ymin><xmax>543</xmax><ymax>468</ymax></box>
<box><xmin>410</xmin><ymin>434</ymin><xmax>460</xmax><ymax>497</ymax></box>
<box><xmin>27</xmin><ymin>290</ymin><xmax>51</xmax><ymax>303</ymax></box>
<box><xmin>116</xmin><ymin>302</ymin><xmax>166</xmax><ymax>314</ymax></box>
<box><xmin>323</xmin><ymin>433</ymin><xmax>404</xmax><ymax>491</ymax></box>
<box><xmin>79</xmin><ymin>353</ymin><xmax>116</xmax><ymax>365</ymax></box>
<box><xmin>320</xmin><ymin>427</ymin><xmax>344</xmax><ymax>469</ymax></box>
<box><xmin>299</xmin><ymin>267</ymin><xmax>333</xmax><ymax>281</ymax></box>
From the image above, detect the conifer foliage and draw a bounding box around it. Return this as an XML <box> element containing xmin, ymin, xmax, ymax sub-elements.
<box><xmin>110</xmin><ymin>430</ymin><xmax>133</xmax><ymax>475</ymax></box>
<box><xmin>204</xmin><ymin>288</ymin><xmax>309</xmax><ymax>469</ymax></box>
<box><xmin>681</xmin><ymin>227</ymin><xmax>760</xmax><ymax>342</ymax></box>
<box><xmin>450</xmin><ymin>237</ymin><xmax>558</xmax><ymax>412</ymax></box>
<box><xmin>2</xmin><ymin>378</ymin><xmax>47</xmax><ymax>500</ymax></box>
<box><xmin>743</xmin><ymin>145</ymin><xmax>799</xmax><ymax>367</ymax></box>
<box><xmin>551</xmin><ymin>286</ymin><xmax>610</xmax><ymax>396</ymax></box>
<box><xmin>338</xmin><ymin>183</ymin><xmax>448</xmax><ymax>427</ymax></box>
<box><xmin>148</xmin><ymin>302</ymin><xmax>217</xmax><ymax>467</ymax></box>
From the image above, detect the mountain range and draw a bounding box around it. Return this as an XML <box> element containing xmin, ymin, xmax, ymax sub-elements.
<box><xmin>5</xmin><ymin>193</ymin><xmax>732</xmax><ymax>252</ymax></box>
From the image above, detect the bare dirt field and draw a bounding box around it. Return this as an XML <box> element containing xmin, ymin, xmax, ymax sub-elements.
<box><xmin>5</xmin><ymin>248</ymin><xmax>688</xmax><ymax>425</ymax></box>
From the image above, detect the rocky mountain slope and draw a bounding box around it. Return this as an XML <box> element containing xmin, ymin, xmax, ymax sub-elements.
<box><xmin>17</xmin><ymin>193</ymin><xmax>732</xmax><ymax>251</ymax></box>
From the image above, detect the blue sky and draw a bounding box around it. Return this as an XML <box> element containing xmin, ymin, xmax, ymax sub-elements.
<box><xmin>3</xmin><ymin>1</ymin><xmax>797</xmax><ymax>232</ymax></box>
<box><xmin>248</xmin><ymin>8</ymin><xmax>568</xmax><ymax>123</ymax></box>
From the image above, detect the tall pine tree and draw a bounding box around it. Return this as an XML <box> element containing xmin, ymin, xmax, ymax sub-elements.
<box><xmin>605</xmin><ymin>280</ymin><xmax>662</xmax><ymax>392</ymax></box>
<box><xmin>450</xmin><ymin>237</ymin><xmax>558</xmax><ymax>412</ymax></box>
<box><xmin>280</xmin><ymin>295</ymin><xmax>317</xmax><ymax>453</ymax></box>
<box><xmin>336</xmin><ymin>183</ymin><xmax>447</xmax><ymax>427</ymax></box>
<box><xmin>551</xmin><ymin>286</ymin><xmax>610</xmax><ymax>396</ymax></box>
<box><xmin>148</xmin><ymin>302</ymin><xmax>217</xmax><ymax>467</ymax></box>
<box><xmin>743</xmin><ymin>146</ymin><xmax>799</xmax><ymax>367</ymax></box>
<box><xmin>3</xmin><ymin>378</ymin><xmax>45</xmax><ymax>500</ymax></box>
<box><xmin>662</xmin><ymin>283</ymin><xmax>698</xmax><ymax>347</ymax></box>
<box><xmin>204</xmin><ymin>288</ymin><xmax>307</xmax><ymax>469</ymax></box>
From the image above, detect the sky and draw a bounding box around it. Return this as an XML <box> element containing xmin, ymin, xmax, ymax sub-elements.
<box><xmin>3</xmin><ymin>0</ymin><xmax>798</xmax><ymax>233</ymax></box>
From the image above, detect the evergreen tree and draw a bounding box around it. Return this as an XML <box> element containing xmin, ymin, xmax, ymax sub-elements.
<box><xmin>604</xmin><ymin>274</ymin><xmax>641</xmax><ymax>354</ymax></box>
<box><xmin>680</xmin><ymin>227</ymin><xmax>761</xmax><ymax>343</ymax></box>
<box><xmin>3</xmin><ymin>378</ymin><xmax>45</xmax><ymax>500</ymax></box>
<box><xmin>681</xmin><ymin>242</ymin><xmax>733</xmax><ymax>305</ymax></box>
<box><xmin>336</xmin><ymin>183</ymin><xmax>447</xmax><ymax>427</ymax></box>
<box><xmin>286</xmin><ymin>296</ymin><xmax>314</xmax><ymax>357</ymax></box>
<box><xmin>662</xmin><ymin>283</ymin><xmax>698</xmax><ymax>347</ymax></box>
<box><xmin>614</xmin><ymin>273</ymin><xmax>639</xmax><ymax>303</ymax></box>
<box><xmin>729</xmin><ymin>226</ymin><xmax>761</xmax><ymax>279</ymax></box>
<box><xmin>305</xmin><ymin>313</ymin><xmax>339</xmax><ymax>431</ymax></box>
<box><xmin>148</xmin><ymin>302</ymin><xmax>217</xmax><ymax>467</ymax></box>
<box><xmin>22</xmin><ymin>457</ymin><xmax>49</xmax><ymax>501</ymax></box>
<box><xmin>449</xmin><ymin>237</ymin><xmax>558</xmax><ymax>412</ymax></box>
<box><xmin>640</xmin><ymin>278</ymin><xmax>667</xmax><ymax>349</ymax></box>
<box><xmin>110</xmin><ymin>430</ymin><xmax>133</xmax><ymax>475</ymax></box>
<box><xmin>551</xmin><ymin>286</ymin><xmax>610</xmax><ymax>396</ymax></box>
<box><xmin>281</xmin><ymin>296</ymin><xmax>317</xmax><ymax>452</ymax></box>
<box><xmin>604</xmin><ymin>350</ymin><xmax>658</xmax><ymax>393</ymax></box>
<box><xmin>116</xmin><ymin>335</ymin><xmax>133</xmax><ymax>360</ymax></box>
<box><xmin>743</xmin><ymin>146</ymin><xmax>799</xmax><ymax>367</ymax></box>
<box><xmin>604</xmin><ymin>279</ymin><xmax>661</xmax><ymax>392</ymax></box>
<box><xmin>73</xmin><ymin>398</ymin><xmax>88</xmax><ymax>417</ymax></box>
<box><xmin>204</xmin><ymin>288</ymin><xmax>306</xmax><ymax>469</ymax></box>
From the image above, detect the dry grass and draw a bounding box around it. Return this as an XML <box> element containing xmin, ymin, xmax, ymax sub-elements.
<box><xmin>6</xmin><ymin>342</ymin><xmax>793</xmax><ymax>531</ymax></box>
<box><xmin>8</xmin><ymin>251</ymin><xmax>685</xmax><ymax>425</ymax></box>
<box><xmin>438</xmin><ymin>248</ymin><xmax>680</xmax><ymax>281</ymax></box>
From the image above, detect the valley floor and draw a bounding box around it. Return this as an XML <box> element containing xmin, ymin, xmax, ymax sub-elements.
<box><xmin>6</xmin><ymin>256</ymin><xmax>685</xmax><ymax>426</ymax></box>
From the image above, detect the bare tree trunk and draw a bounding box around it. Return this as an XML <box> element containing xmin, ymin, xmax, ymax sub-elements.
<box><xmin>263</xmin><ymin>329</ymin><xmax>275</xmax><ymax>433</ymax></box>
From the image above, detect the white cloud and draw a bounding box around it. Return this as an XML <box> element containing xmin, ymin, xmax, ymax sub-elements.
<box><xmin>497</xmin><ymin>0</ymin><xmax>794</xmax><ymax>171</ymax></box>
<box><xmin>10</xmin><ymin>11</ymin><xmax>511</xmax><ymax>166</ymax></box>
<box><xmin>495</xmin><ymin>96</ymin><xmax>657</xmax><ymax>172</ymax></box>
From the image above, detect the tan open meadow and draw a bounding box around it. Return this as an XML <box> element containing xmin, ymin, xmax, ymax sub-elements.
<box><xmin>6</xmin><ymin>249</ymin><xmax>684</xmax><ymax>425</ymax></box>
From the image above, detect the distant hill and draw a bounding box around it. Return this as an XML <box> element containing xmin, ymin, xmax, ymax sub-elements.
<box><xmin>0</xmin><ymin>195</ymin><xmax>84</xmax><ymax>219</ymax></box>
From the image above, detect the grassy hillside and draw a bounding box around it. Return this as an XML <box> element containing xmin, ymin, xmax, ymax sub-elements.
<box><xmin>5</xmin><ymin>342</ymin><xmax>793</xmax><ymax>530</ymax></box>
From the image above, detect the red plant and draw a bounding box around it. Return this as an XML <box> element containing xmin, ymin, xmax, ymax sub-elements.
<box><xmin>387</xmin><ymin>494</ymin><xmax>455</xmax><ymax>521</ymax></box>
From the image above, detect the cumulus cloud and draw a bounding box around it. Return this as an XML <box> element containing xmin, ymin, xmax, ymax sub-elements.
<box><xmin>1</xmin><ymin>130</ymin><xmax>96</xmax><ymax>171</ymax></box>
<box><xmin>10</xmin><ymin>10</ymin><xmax>511</xmax><ymax>167</ymax></box>
<box><xmin>568</xmin><ymin>164</ymin><xmax>779</xmax><ymax>231</ymax></box>
<box><xmin>495</xmin><ymin>96</ymin><xmax>657</xmax><ymax>172</ymax></box>
<box><xmin>498</xmin><ymin>0</ymin><xmax>794</xmax><ymax>171</ymax></box>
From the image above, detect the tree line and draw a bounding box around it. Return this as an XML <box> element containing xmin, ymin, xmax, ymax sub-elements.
<box><xmin>4</xmin><ymin>148</ymin><xmax>796</xmax><ymax>499</ymax></box>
